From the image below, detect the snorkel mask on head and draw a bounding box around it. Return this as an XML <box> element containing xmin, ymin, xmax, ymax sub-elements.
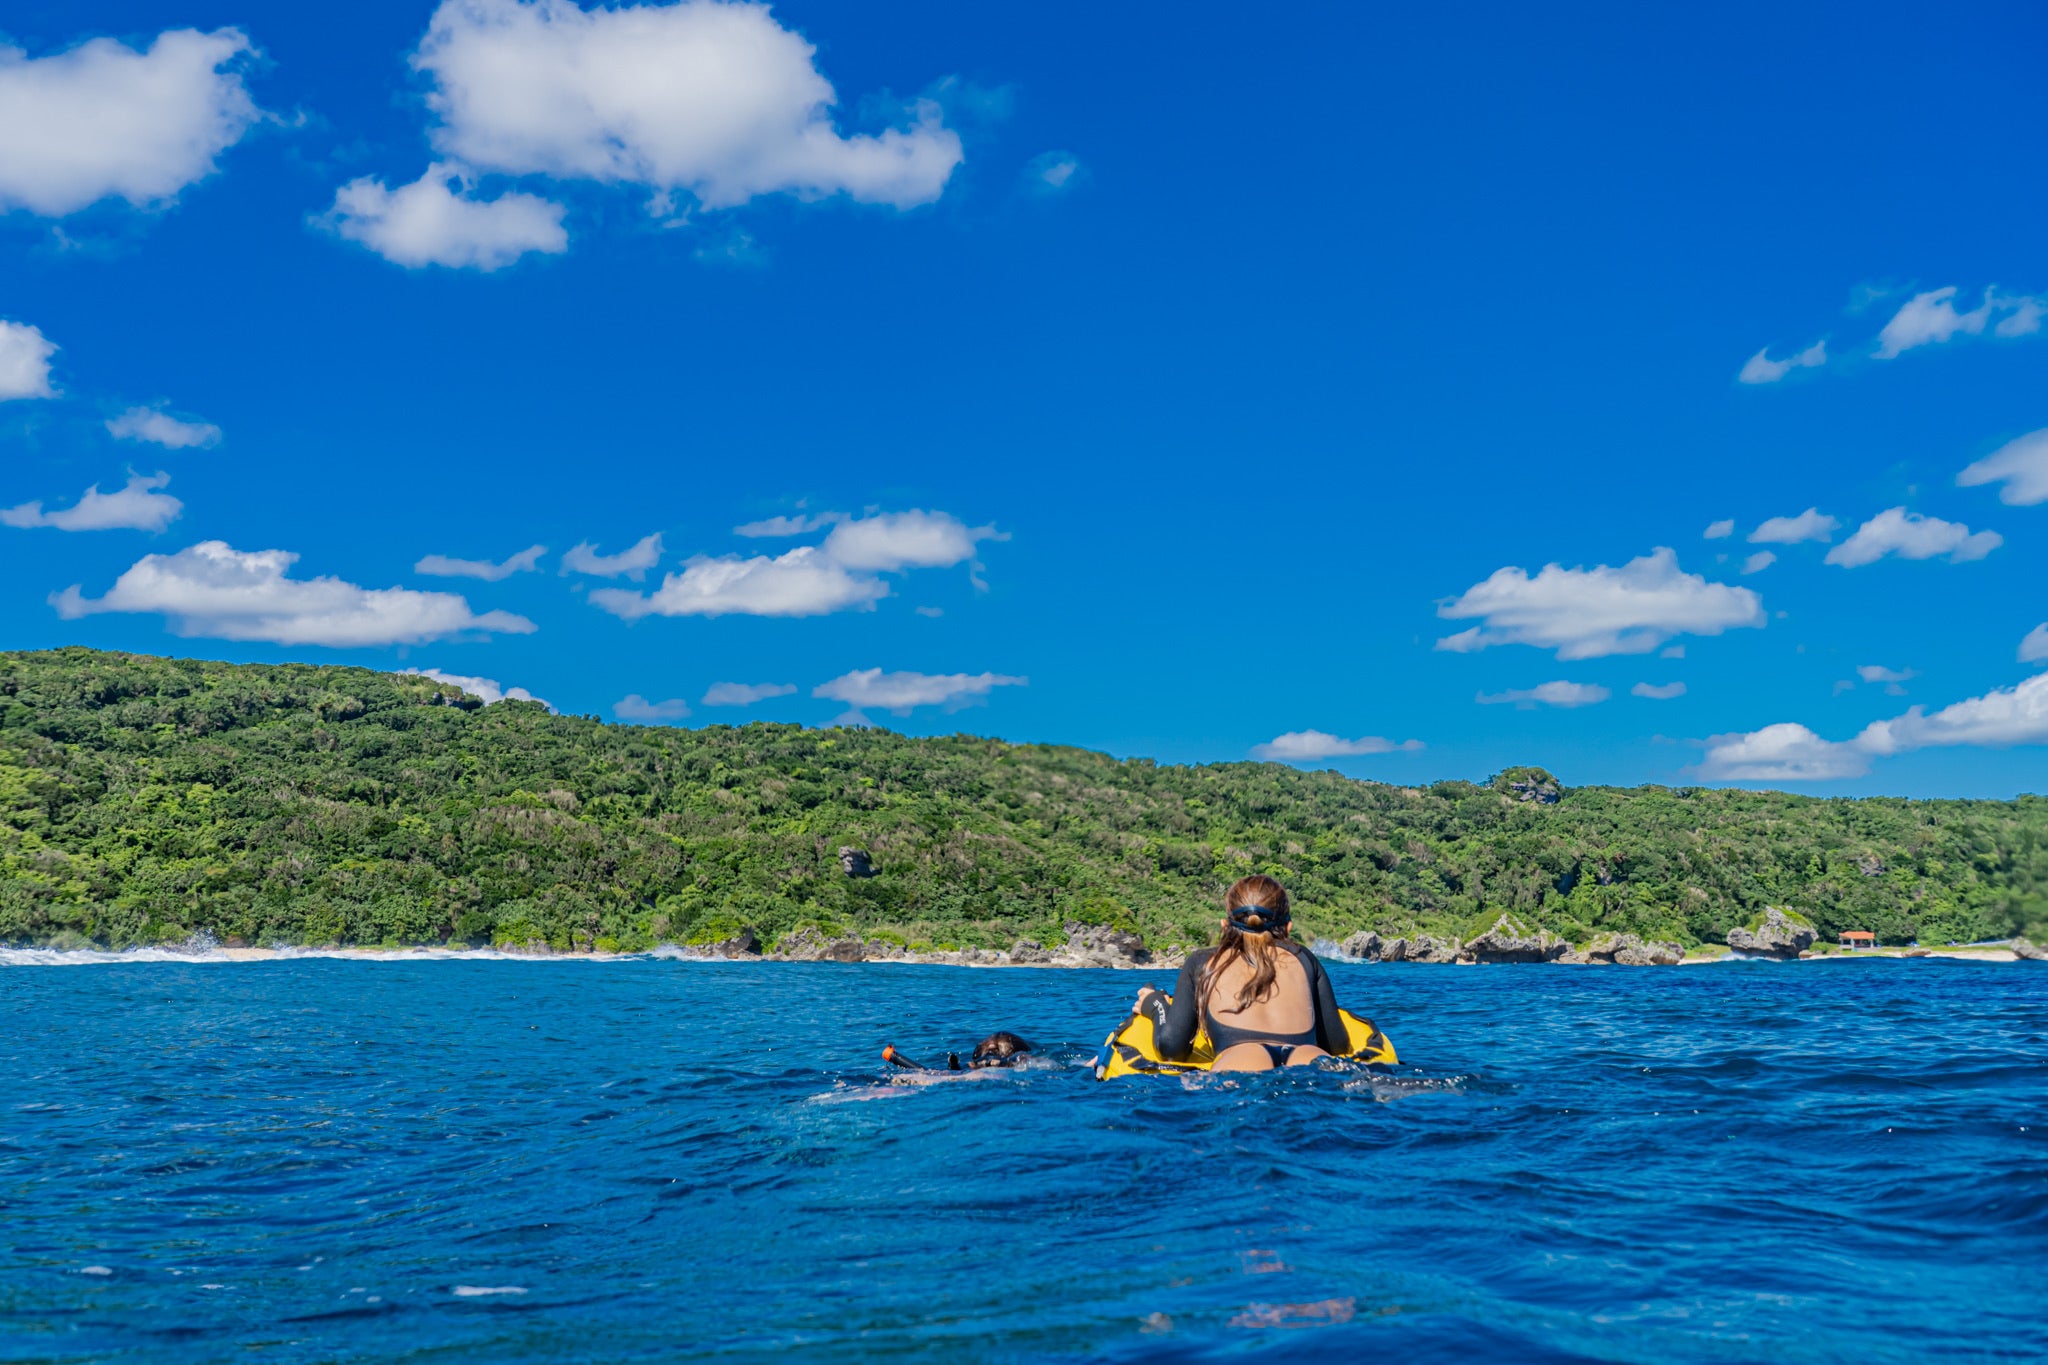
<box><xmin>1227</xmin><ymin>903</ymin><xmax>1290</xmax><ymax>934</ymax></box>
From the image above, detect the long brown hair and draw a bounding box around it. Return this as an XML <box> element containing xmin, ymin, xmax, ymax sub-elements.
<box><xmin>1200</xmin><ymin>875</ymin><xmax>1293</xmax><ymax>1014</ymax></box>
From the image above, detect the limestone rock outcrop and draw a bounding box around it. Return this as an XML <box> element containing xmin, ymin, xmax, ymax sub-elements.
<box><xmin>1337</xmin><ymin>930</ymin><xmax>1382</xmax><ymax>961</ymax></box>
<box><xmin>1462</xmin><ymin>915</ymin><xmax>1568</xmax><ymax>964</ymax></box>
<box><xmin>1726</xmin><ymin>907</ymin><xmax>1815</xmax><ymax>960</ymax></box>
<box><xmin>2012</xmin><ymin>937</ymin><xmax>2047</xmax><ymax>961</ymax></box>
<box><xmin>1062</xmin><ymin>921</ymin><xmax>1149</xmax><ymax>966</ymax></box>
<box><xmin>1558</xmin><ymin>932</ymin><xmax>1682</xmax><ymax>966</ymax></box>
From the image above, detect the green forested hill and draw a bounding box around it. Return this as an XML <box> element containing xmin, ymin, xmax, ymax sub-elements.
<box><xmin>1</xmin><ymin>649</ymin><xmax>2042</xmax><ymax>952</ymax></box>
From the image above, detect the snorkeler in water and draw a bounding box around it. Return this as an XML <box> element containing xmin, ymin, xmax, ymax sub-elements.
<box><xmin>883</xmin><ymin>1031</ymin><xmax>1035</xmax><ymax>1074</ymax></box>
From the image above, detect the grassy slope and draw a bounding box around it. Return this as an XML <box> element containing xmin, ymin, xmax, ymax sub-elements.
<box><xmin>2</xmin><ymin>649</ymin><xmax>2043</xmax><ymax>951</ymax></box>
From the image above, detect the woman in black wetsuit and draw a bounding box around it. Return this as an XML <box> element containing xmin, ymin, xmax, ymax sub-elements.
<box><xmin>1134</xmin><ymin>875</ymin><xmax>1348</xmax><ymax>1071</ymax></box>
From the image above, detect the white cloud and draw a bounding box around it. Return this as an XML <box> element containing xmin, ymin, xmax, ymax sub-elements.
<box><xmin>0</xmin><ymin>29</ymin><xmax>261</xmax><ymax>217</ymax></box>
<box><xmin>1632</xmin><ymin>682</ymin><xmax>1686</xmax><ymax>700</ymax></box>
<box><xmin>561</xmin><ymin>533</ymin><xmax>662</xmax><ymax>579</ymax></box>
<box><xmin>53</xmin><ymin>540</ymin><xmax>536</xmax><ymax>646</ymax></box>
<box><xmin>1703</xmin><ymin>672</ymin><xmax>2048</xmax><ymax>782</ymax></box>
<box><xmin>1661</xmin><ymin>644</ymin><xmax>1685</xmax><ymax>659</ymax></box>
<box><xmin>404</xmin><ymin>666</ymin><xmax>551</xmax><ymax>709</ymax></box>
<box><xmin>1438</xmin><ymin>547</ymin><xmax>1763</xmax><ymax>659</ymax></box>
<box><xmin>615</xmin><ymin>694</ymin><xmax>689</xmax><ymax>721</ymax></box>
<box><xmin>702</xmin><ymin>681</ymin><xmax>796</xmax><ymax>706</ymax></box>
<box><xmin>1825</xmin><ymin>508</ymin><xmax>2001</xmax><ymax>568</ymax></box>
<box><xmin>733</xmin><ymin>511</ymin><xmax>843</xmax><ymax>538</ymax></box>
<box><xmin>1996</xmin><ymin>295</ymin><xmax>2045</xmax><ymax>339</ymax></box>
<box><xmin>593</xmin><ymin>545</ymin><xmax>885</xmax><ymax>619</ymax></box>
<box><xmin>1857</xmin><ymin>672</ymin><xmax>2048</xmax><ymax>756</ymax></box>
<box><xmin>1874</xmin><ymin>286</ymin><xmax>2047</xmax><ymax>358</ymax></box>
<box><xmin>1251</xmin><ymin>730</ymin><xmax>1424</xmax><ymax>762</ymax></box>
<box><xmin>412</xmin><ymin>0</ymin><xmax>962</xmax><ymax>212</ymax></box>
<box><xmin>1741</xmin><ymin>551</ymin><xmax>1776</xmax><ymax>575</ymax></box>
<box><xmin>416</xmin><ymin>544</ymin><xmax>547</xmax><ymax>580</ymax></box>
<box><xmin>590</xmin><ymin>509</ymin><xmax>998</xmax><ymax>620</ymax></box>
<box><xmin>813</xmin><ymin>667</ymin><xmax>1024</xmax><ymax>717</ymax></box>
<box><xmin>1749</xmin><ymin>508</ymin><xmax>1837</xmax><ymax>544</ymax></box>
<box><xmin>1698</xmin><ymin>722</ymin><xmax>1869</xmax><ymax>782</ymax></box>
<box><xmin>1475</xmin><ymin>680</ymin><xmax>1610</xmax><ymax>709</ymax></box>
<box><xmin>1</xmin><ymin>472</ymin><xmax>181</xmax><ymax>531</ymax></box>
<box><xmin>1856</xmin><ymin>665</ymin><xmax>1914</xmax><ymax>685</ymax></box>
<box><xmin>2020</xmin><ymin>625</ymin><xmax>2048</xmax><ymax>664</ymax></box>
<box><xmin>325</xmin><ymin>164</ymin><xmax>567</xmax><ymax>270</ymax></box>
<box><xmin>106</xmin><ymin>406</ymin><xmax>221</xmax><ymax>449</ymax></box>
<box><xmin>1957</xmin><ymin>428</ymin><xmax>2048</xmax><ymax>507</ymax></box>
<box><xmin>1738</xmin><ymin>339</ymin><xmax>1825</xmax><ymax>384</ymax></box>
<box><xmin>1703</xmin><ymin>519</ymin><xmax>1735</xmax><ymax>540</ymax></box>
<box><xmin>1025</xmin><ymin>150</ymin><xmax>1080</xmax><ymax>193</ymax></box>
<box><xmin>820</xmin><ymin>509</ymin><xmax>1001</xmax><ymax>572</ymax></box>
<box><xmin>0</xmin><ymin>319</ymin><xmax>56</xmax><ymax>400</ymax></box>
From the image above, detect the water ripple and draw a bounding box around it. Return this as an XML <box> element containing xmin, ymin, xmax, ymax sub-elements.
<box><xmin>2</xmin><ymin>957</ymin><xmax>2045</xmax><ymax>1362</ymax></box>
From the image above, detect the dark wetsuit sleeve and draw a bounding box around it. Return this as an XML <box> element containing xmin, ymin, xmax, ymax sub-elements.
<box><xmin>1143</xmin><ymin>953</ymin><xmax>1206</xmax><ymax>1060</ymax></box>
<box><xmin>1303</xmin><ymin>948</ymin><xmax>1348</xmax><ymax>1055</ymax></box>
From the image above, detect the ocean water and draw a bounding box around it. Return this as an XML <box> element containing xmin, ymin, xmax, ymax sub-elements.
<box><xmin>3</xmin><ymin>953</ymin><xmax>2044</xmax><ymax>1364</ymax></box>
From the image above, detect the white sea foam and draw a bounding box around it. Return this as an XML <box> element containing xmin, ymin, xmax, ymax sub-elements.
<box><xmin>80</xmin><ymin>1265</ymin><xmax>112</xmax><ymax>1276</ymax></box>
<box><xmin>452</xmin><ymin>1285</ymin><xmax>528</xmax><ymax>1297</ymax></box>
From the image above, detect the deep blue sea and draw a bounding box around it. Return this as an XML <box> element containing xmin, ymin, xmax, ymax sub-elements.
<box><xmin>3</xmin><ymin>952</ymin><xmax>2044</xmax><ymax>1364</ymax></box>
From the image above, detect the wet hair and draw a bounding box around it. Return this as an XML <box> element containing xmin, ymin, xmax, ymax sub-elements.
<box><xmin>1200</xmin><ymin>874</ymin><xmax>1294</xmax><ymax>1014</ymax></box>
<box><xmin>970</xmin><ymin>1031</ymin><xmax>1034</xmax><ymax>1068</ymax></box>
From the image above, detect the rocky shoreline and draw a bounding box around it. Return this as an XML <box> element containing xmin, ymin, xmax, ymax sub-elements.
<box><xmin>665</xmin><ymin>914</ymin><xmax>2041</xmax><ymax>969</ymax></box>
<box><xmin>24</xmin><ymin>913</ymin><xmax>2035</xmax><ymax>968</ymax></box>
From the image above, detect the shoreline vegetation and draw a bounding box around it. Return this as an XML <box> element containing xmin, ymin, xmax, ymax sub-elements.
<box><xmin>3</xmin><ymin>649</ymin><xmax>2044</xmax><ymax>963</ymax></box>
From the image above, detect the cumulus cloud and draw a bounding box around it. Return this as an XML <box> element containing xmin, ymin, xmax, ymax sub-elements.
<box><xmin>1738</xmin><ymin>340</ymin><xmax>1825</xmax><ymax>384</ymax></box>
<box><xmin>615</xmin><ymin>694</ymin><xmax>689</xmax><ymax>721</ymax></box>
<box><xmin>1957</xmin><ymin>428</ymin><xmax>2048</xmax><ymax>507</ymax></box>
<box><xmin>1632</xmin><ymin>682</ymin><xmax>1686</xmax><ymax>700</ymax></box>
<box><xmin>1703</xmin><ymin>519</ymin><xmax>1735</xmax><ymax>540</ymax></box>
<box><xmin>404</xmin><ymin>666</ymin><xmax>551</xmax><ymax>709</ymax></box>
<box><xmin>813</xmin><ymin>667</ymin><xmax>1024</xmax><ymax>717</ymax></box>
<box><xmin>325</xmin><ymin>164</ymin><xmax>567</xmax><ymax>270</ymax></box>
<box><xmin>1741</xmin><ymin>551</ymin><xmax>1776</xmax><ymax>575</ymax></box>
<box><xmin>594</xmin><ymin>545</ymin><xmax>885</xmax><ymax>619</ymax></box>
<box><xmin>2021</xmin><ymin>625</ymin><xmax>2048</xmax><ymax>664</ymax></box>
<box><xmin>53</xmin><ymin>540</ymin><xmax>536</xmax><ymax>646</ymax></box>
<box><xmin>1251</xmin><ymin>730</ymin><xmax>1425</xmax><ymax>762</ymax></box>
<box><xmin>416</xmin><ymin>544</ymin><xmax>547</xmax><ymax>580</ymax></box>
<box><xmin>411</xmin><ymin>0</ymin><xmax>962</xmax><ymax>213</ymax></box>
<box><xmin>1698</xmin><ymin>722</ymin><xmax>1870</xmax><ymax>782</ymax></box>
<box><xmin>106</xmin><ymin>406</ymin><xmax>221</xmax><ymax>449</ymax></box>
<box><xmin>1874</xmin><ymin>286</ymin><xmax>2046</xmax><ymax>359</ymax></box>
<box><xmin>1</xmin><ymin>472</ymin><xmax>181</xmax><ymax>531</ymax></box>
<box><xmin>1750</xmin><ymin>508</ymin><xmax>1837</xmax><ymax>544</ymax></box>
<box><xmin>702</xmin><ymin>681</ymin><xmax>796</xmax><ymax>706</ymax></box>
<box><xmin>0</xmin><ymin>319</ymin><xmax>57</xmax><ymax>400</ymax></box>
<box><xmin>733</xmin><ymin>511</ymin><xmax>843</xmax><ymax>538</ymax></box>
<box><xmin>592</xmin><ymin>509</ymin><xmax>998</xmax><ymax>620</ymax></box>
<box><xmin>1858</xmin><ymin>673</ymin><xmax>2048</xmax><ymax>756</ymax></box>
<box><xmin>1437</xmin><ymin>547</ymin><xmax>1763</xmax><ymax>659</ymax></box>
<box><xmin>1702</xmin><ymin>672</ymin><xmax>2048</xmax><ymax>782</ymax></box>
<box><xmin>561</xmin><ymin>533</ymin><xmax>662</xmax><ymax>579</ymax></box>
<box><xmin>1475</xmin><ymin>680</ymin><xmax>1610</xmax><ymax>709</ymax></box>
<box><xmin>1825</xmin><ymin>508</ymin><xmax>2001</xmax><ymax>568</ymax></box>
<box><xmin>0</xmin><ymin>28</ymin><xmax>261</xmax><ymax>217</ymax></box>
<box><xmin>820</xmin><ymin>509</ymin><xmax>1001</xmax><ymax>572</ymax></box>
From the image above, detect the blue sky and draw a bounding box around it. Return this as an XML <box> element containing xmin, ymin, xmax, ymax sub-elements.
<box><xmin>2</xmin><ymin>1</ymin><xmax>2044</xmax><ymax>797</ymax></box>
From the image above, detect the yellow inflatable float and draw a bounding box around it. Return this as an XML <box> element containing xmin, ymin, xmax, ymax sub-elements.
<box><xmin>1093</xmin><ymin>1002</ymin><xmax>1396</xmax><ymax>1080</ymax></box>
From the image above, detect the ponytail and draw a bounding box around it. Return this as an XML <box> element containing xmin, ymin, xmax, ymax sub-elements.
<box><xmin>1199</xmin><ymin>874</ymin><xmax>1293</xmax><ymax>1013</ymax></box>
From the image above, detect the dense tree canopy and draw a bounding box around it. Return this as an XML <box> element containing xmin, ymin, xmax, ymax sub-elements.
<box><xmin>2</xmin><ymin>649</ymin><xmax>2042</xmax><ymax>952</ymax></box>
